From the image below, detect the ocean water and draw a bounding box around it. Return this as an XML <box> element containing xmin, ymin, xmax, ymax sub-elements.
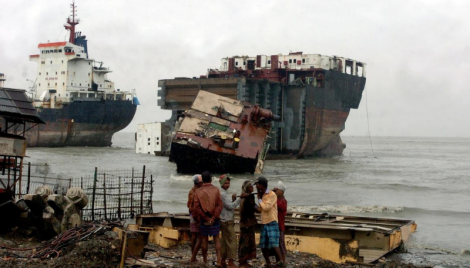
<box><xmin>25</xmin><ymin>133</ymin><xmax>470</xmax><ymax>267</ymax></box>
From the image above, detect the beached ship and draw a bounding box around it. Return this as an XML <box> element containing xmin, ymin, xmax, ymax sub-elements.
<box><xmin>158</xmin><ymin>52</ymin><xmax>366</xmax><ymax>157</ymax></box>
<box><xmin>169</xmin><ymin>90</ymin><xmax>279</xmax><ymax>174</ymax></box>
<box><xmin>26</xmin><ymin>3</ymin><xmax>138</xmax><ymax>147</ymax></box>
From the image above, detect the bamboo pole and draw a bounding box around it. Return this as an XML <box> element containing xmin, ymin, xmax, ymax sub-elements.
<box><xmin>26</xmin><ymin>162</ymin><xmax>31</xmax><ymax>194</ymax></box>
<box><xmin>18</xmin><ymin>157</ymin><xmax>23</xmax><ymax>199</ymax></box>
<box><xmin>103</xmin><ymin>173</ymin><xmax>107</xmax><ymax>220</ymax></box>
<box><xmin>150</xmin><ymin>174</ymin><xmax>154</xmax><ymax>213</ymax></box>
<box><xmin>118</xmin><ymin>176</ymin><xmax>122</xmax><ymax>220</ymax></box>
<box><xmin>140</xmin><ymin>165</ymin><xmax>146</xmax><ymax>215</ymax></box>
<box><xmin>131</xmin><ymin>167</ymin><xmax>134</xmax><ymax>216</ymax></box>
<box><xmin>91</xmin><ymin>167</ymin><xmax>98</xmax><ymax>221</ymax></box>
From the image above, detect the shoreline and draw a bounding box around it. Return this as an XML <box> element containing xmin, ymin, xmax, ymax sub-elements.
<box><xmin>0</xmin><ymin>229</ymin><xmax>424</xmax><ymax>268</ymax></box>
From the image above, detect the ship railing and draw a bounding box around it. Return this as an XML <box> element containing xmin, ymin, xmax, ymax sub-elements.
<box><xmin>92</xmin><ymin>67</ymin><xmax>110</xmax><ymax>71</ymax></box>
<box><xmin>66</xmin><ymin>90</ymin><xmax>134</xmax><ymax>101</ymax></box>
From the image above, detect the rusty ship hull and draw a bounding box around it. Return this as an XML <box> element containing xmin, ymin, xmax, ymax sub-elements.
<box><xmin>170</xmin><ymin>142</ymin><xmax>259</xmax><ymax>174</ymax></box>
<box><xmin>158</xmin><ymin>60</ymin><xmax>366</xmax><ymax>158</ymax></box>
<box><xmin>169</xmin><ymin>90</ymin><xmax>276</xmax><ymax>174</ymax></box>
<box><xmin>25</xmin><ymin>100</ymin><xmax>136</xmax><ymax>147</ymax></box>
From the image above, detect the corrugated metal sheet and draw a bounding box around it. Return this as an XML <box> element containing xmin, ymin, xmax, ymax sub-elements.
<box><xmin>0</xmin><ymin>88</ymin><xmax>44</xmax><ymax>123</ymax></box>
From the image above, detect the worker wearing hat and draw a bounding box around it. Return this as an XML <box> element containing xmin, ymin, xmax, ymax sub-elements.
<box><xmin>274</xmin><ymin>181</ymin><xmax>288</xmax><ymax>262</ymax></box>
<box><xmin>254</xmin><ymin>176</ymin><xmax>283</xmax><ymax>266</ymax></box>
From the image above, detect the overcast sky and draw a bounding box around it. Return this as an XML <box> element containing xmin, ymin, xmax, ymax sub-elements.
<box><xmin>1</xmin><ymin>0</ymin><xmax>469</xmax><ymax>137</ymax></box>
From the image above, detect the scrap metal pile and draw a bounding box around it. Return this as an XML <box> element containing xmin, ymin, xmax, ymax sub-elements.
<box><xmin>169</xmin><ymin>90</ymin><xmax>280</xmax><ymax>174</ymax></box>
<box><xmin>0</xmin><ymin>223</ymin><xmax>117</xmax><ymax>259</ymax></box>
<box><xmin>0</xmin><ymin>185</ymin><xmax>88</xmax><ymax>238</ymax></box>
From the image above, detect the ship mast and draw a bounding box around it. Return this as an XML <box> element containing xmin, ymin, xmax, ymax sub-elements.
<box><xmin>64</xmin><ymin>2</ymin><xmax>79</xmax><ymax>44</ymax></box>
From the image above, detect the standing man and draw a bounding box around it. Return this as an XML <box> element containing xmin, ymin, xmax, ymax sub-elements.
<box><xmin>219</xmin><ymin>174</ymin><xmax>243</xmax><ymax>268</ymax></box>
<box><xmin>191</xmin><ymin>171</ymin><xmax>223</xmax><ymax>266</ymax></box>
<box><xmin>188</xmin><ymin>174</ymin><xmax>203</xmax><ymax>254</ymax></box>
<box><xmin>274</xmin><ymin>181</ymin><xmax>287</xmax><ymax>262</ymax></box>
<box><xmin>254</xmin><ymin>176</ymin><xmax>283</xmax><ymax>267</ymax></box>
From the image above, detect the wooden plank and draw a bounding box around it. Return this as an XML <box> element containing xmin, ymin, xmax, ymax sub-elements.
<box><xmin>360</xmin><ymin>249</ymin><xmax>388</xmax><ymax>263</ymax></box>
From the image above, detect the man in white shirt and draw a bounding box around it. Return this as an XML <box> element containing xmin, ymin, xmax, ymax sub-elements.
<box><xmin>219</xmin><ymin>174</ymin><xmax>243</xmax><ymax>268</ymax></box>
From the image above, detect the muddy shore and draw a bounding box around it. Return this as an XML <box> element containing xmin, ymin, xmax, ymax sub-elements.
<box><xmin>0</xmin><ymin>229</ymin><xmax>427</xmax><ymax>268</ymax></box>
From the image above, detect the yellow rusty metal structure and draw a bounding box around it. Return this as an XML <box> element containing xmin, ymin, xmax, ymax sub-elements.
<box><xmin>134</xmin><ymin>212</ymin><xmax>417</xmax><ymax>264</ymax></box>
<box><xmin>284</xmin><ymin>236</ymin><xmax>359</xmax><ymax>263</ymax></box>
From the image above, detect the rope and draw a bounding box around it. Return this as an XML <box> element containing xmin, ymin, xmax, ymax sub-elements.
<box><xmin>364</xmin><ymin>85</ymin><xmax>376</xmax><ymax>158</ymax></box>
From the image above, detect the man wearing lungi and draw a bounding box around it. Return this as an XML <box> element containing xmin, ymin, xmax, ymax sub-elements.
<box><xmin>254</xmin><ymin>176</ymin><xmax>283</xmax><ymax>267</ymax></box>
<box><xmin>191</xmin><ymin>171</ymin><xmax>223</xmax><ymax>266</ymax></box>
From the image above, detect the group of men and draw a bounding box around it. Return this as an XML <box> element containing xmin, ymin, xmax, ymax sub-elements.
<box><xmin>187</xmin><ymin>171</ymin><xmax>288</xmax><ymax>267</ymax></box>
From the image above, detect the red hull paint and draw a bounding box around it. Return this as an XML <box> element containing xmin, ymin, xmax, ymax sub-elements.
<box><xmin>38</xmin><ymin>42</ymin><xmax>67</xmax><ymax>48</ymax></box>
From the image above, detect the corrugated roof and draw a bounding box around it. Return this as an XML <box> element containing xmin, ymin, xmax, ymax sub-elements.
<box><xmin>0</xmin><ymin>88</ymin><xmax>44</xmax><ymax>124</ymax></box>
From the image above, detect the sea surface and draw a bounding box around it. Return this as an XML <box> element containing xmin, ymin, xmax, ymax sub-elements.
<box><xmin>25</xmin><ymin>133</ymin><xmax>470</xmax><ymax>267</ymax></box>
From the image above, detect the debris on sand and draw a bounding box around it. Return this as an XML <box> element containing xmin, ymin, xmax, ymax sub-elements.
<box><xmin>1</xmin><ymin>227</ymin><xmax>423</xmax><ymax>268</ymax></box>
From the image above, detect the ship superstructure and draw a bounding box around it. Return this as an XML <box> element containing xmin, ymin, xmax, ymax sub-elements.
<box><xmin>29</xmin><ymin>3</ymin><xmax>131</xmax><ymax>109</ymax></box>
<box><xmin>26</xmin><ymin>2</ymin><xmax>137</xmax><ymax>147</ymax></box>
<box><xmin>215</xmin><ymin>52</ymin><xmax>365</xmax><ymax>78</ymax></box>
<box><xmin>158</xmin><ymin>51</ymin><xmax>366</xmax><ymax>158</ymax></box>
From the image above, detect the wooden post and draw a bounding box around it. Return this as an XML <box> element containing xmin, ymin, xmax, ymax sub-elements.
<box><xmin>13</xmin><ymin>157</ymin><xmax>17</xmax><ymax>197</ymax></box>
<box><xmin>80</xmin><ymin>177</ymin><xmax>83</xmax><ymax>189</ymax></box>
<box><xmin>2</xmin><ymin>156</ymin><xmax>6</xmax><ymax>175</ymax></box>
<box><xmin>150</xmin><ymin>174</ymin><xmax>154</xmax><ymax>213</ymax></box>
<box><xmin>7</xmin><ymin>157</ymin><xmax>11</xmax><ymax>188</ymax></box>
<box><xmin>91</xmin><ymin>167</ymin><xmax>98</xmax><ymax>221</ymax></box>
<box><xmin>118</xmin><ymin>176</ymin><xmax>122</xmax><ymax>220</ymax></box>
<box><xmin>130</xmin><ymin>167</ymin><xmax>134</xmax><ymax>215</ymax></box>
<box><xmin>119</xmin><ymin>231</ymin><xmax>128</xmax><ymax>268</ymax></box>
<box><xmin>103</xmin><ymin>173</ymin><xmax>107</xmax><ymax>221</ymax></box>
<box><xmin>140</xmin><ymin>165</ymin><xmax>146</xmax><ymax>215</ymax></box>
<box><xmin>18</xmin><ymin>158</ymin><xmax>23</xmax><ymax>199</ymax></box>
<box><xmin>26</xmin><ymin>162</ymin><xmax>31</xmax><ymax>194</ymax></box>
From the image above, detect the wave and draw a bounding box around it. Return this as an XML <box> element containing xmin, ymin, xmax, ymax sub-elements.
<box><xmin>169</xmin><ymin>174</ymin><xmax>193</xmax><ymax>181</ymax></box>
<box><xmin>152</xmin><ymin>200</ymin><xmax>185</xmax><ymax>204</ymax></box>
<box><xmin>400</xmin><ymin>206</ymin><xmax>470</xmax><ymax>216</ymax></box>
<box><xmin>405</xmin><ymin>243</ymin><xmax>470</xmax><ymax>256</ymax></box>
<box><xmin>288</xmin><ymin>205</ymin><xmax>405</xmax><ymax>214</ymax></box>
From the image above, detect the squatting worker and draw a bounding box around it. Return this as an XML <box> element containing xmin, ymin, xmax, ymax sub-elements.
<box><xmin>219</xmin><ymin>174</ymin><xmax>246</xmax><ymax>268</ymax></box>
<box><xmin>190</xmin><ymin>171</ymin><xmax>223</xmax><ymax>266</ymax></box>
<box><xmin>254</xmin><ymin>176</ymin><xmax>283</xmax><ymax>267</ymax></box>
<box><xmin>274</xmin><ymin>181</ymin><xmax>288</xmax><ymax>262</ymax></box>
<box><xmin>238</xmin><ymin>180</ymin><xmax>257</xmax><ymax>268</ymax></box>
<box><xmin>187</xmin><ymin>174</ymin><xmax>203</xmax><ymax>254</ymax></box>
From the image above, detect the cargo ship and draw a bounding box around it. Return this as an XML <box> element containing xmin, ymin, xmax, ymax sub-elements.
<box><xmin>158</xmin><ymin>52</ymin><xmax>366</xmax><ymax>157</ymax></box>
<box><xmin>25</xmin><ymin>2</ymin><xmax>138</xmax><ymax>147</ymax></box>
